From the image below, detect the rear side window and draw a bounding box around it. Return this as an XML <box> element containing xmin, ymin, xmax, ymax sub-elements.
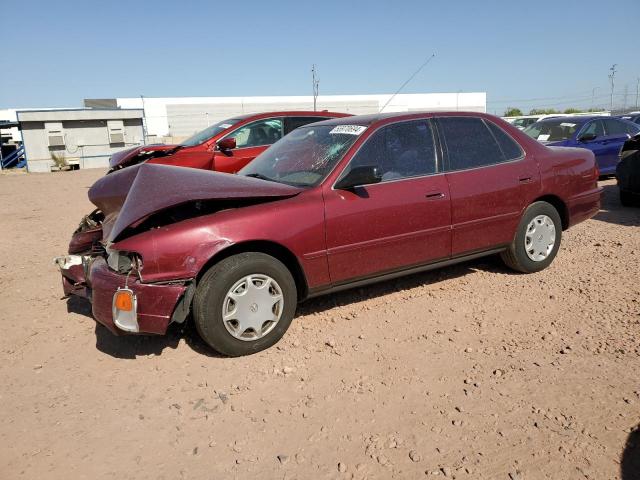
<box><xmin>347</xmin><ymin>120</ymin><xmax>437</xmax><ymax>182</ymax></box>
<box><xmin>438</xmin><ymin>117</ymin><xmax>510</xmax><ymax>171</ymax></box>
<box><xmin>485</xmin><ymin>121</ymin><xmax>524</xmax><ymax>160</ymax></box>
<box><xmin>628</xmin><ymin>123</ymin><xmax>640</xmax><ymax>135</ymax></box>
<box><xmin>603</xmin><ymin>118</ymin><xmax>632</xmax><ymax>136</ymax></box>
<box><xmin>284</xmin><ymin>116</ymin><xmax>330</xmax><ymax>135</ymax></box>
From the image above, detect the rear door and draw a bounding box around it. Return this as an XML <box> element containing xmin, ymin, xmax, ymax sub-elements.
<box><xmin>323</xmin><ymin>119</ymin><xmax>451</xmax><ymax>283</ymax></box>
<box><xmin>213</xmin><ymin>118</ymin><xmax>284</xmax><ymax>173</ymax></box>
<box><xmin>599</xmin><ymin>118</ymin><xmax>636</xmax><ymax>174</ymax></box>
<box><xmin>437</xmin><ymin>116</ymin><xmax>539</xmax><ymax>256</ymax></box>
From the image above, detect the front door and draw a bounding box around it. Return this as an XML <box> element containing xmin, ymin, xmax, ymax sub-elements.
<box><xmin>576</xmin><ymin>119</ymin><xmax>610</xmax><ymax>173</ymax></box>
<box><xmin>323</xmin><ymin>120</ymin><xmax>452</xmax><ymax>284</ymax></box>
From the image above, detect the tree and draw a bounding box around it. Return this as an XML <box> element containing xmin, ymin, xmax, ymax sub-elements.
<box><xmin>563</xmin><ymin>108</ymin><xmax>582</xmax><ymax>114</ymax></box>
<box><xmin>503</xmin><ymin>107</ymin><xmax>523</xmax><ymax>117</ymax></box>
<box><xmin>529</xmin><ymin>108</ymin><xmax>560</xmax><ymax>115</ymax></box>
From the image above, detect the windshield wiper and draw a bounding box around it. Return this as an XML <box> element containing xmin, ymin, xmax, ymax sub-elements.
<box><xmin>243</xmin><ymin>173</ymin><xmax>276</xmax><ymax>182</ymax></box>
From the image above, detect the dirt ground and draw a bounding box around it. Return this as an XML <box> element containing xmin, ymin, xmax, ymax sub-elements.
<box><xmin>0</xmin><ymin>169</ymin><xmax>639</xmax><ymax>480</ymax></box>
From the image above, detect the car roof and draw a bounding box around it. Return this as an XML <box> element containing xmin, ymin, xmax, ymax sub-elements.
<box><xmin>309</xmin><ymin>111</ymin><xmax>496</xmax><ymax>127</ymax></box>
<box><xmin>231</xmin><ymin>111</ymin><xmax>349</xmax><ymax>121</ymax></box>
<box><xmin>535</xmin><ymin>115</ymin><xmax>603</xmax><ymax>124</ymax></box>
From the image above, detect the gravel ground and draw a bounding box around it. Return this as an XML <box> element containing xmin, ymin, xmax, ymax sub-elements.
<box><xmin>0</xmin><ymin>169</ymin><xmax>639</xmax><ymax>480</ymax></box>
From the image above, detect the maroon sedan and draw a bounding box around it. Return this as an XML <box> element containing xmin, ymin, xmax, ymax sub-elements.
<box><xmin>109</xmin><ymin>111</ymin><xmax>349</xmax><ymax>173</ymax></box>
<box><xmin>56</xmin><ymin>112</ymin><xmax>602</xmax><ymax>356</ymax></box>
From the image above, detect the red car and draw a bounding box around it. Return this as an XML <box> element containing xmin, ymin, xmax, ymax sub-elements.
<box><xmin>109</xmin><ymin>111</ymin><xmax>349</xmax><ymax>173</ymax></box>
<box><xmin>56</xmin><ymin>112</ymin><xmax>602</xmax><ymax>356</ymax></box>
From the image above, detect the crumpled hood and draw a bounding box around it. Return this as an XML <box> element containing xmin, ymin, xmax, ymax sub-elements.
<box><xmin>89</xmin><ymin>163</ymin><xmax>302</xmax><ymax>243</ymax></box>
<box><xmin>109</xmin><ymin>144</ymin><xmax>178</xmax><ymax>169</ymax></box>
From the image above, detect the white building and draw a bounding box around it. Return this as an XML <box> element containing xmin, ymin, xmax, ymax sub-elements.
<box><xmin>86</xmin><ymin>92</ymin><xmax>487</xmax><ymax>143</ymax></box>
<box><xmin>17</xmin><ymin>109</ymin><xmax>144</xmax><ymax>172</ymax></box>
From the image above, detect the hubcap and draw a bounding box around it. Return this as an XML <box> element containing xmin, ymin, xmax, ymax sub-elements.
<box><xmin>524</xmin><ymin>214</ymin><xmax>556</xmax><ymax>262</ymax></box>
<box><xmin>222</xmin><ymin>274</ymin><xmax>283</xmax><ymax>341</ymax></box>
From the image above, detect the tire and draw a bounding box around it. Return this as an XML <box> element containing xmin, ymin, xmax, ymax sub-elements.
<box><xmin>501</xmin><ymin>201</ymin><xmax>562</xmax><ymax>273</ymax></box>
<box><xmin>193</xmin><ymin>252</ymin><xmax>297</xmax><ymax>356</ymax></box>
<box><xmin>620</xmin><ymin>190</ymin><xmax>633</xmax><ymax>207</ymax></box>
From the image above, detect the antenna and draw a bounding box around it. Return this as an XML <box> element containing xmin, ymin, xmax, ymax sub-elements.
<box><xmin>312</xmin><ymin>64</ymin><xmax>320</xmax><ymax>111</ymax></box>
<box><xmin>380</xmin><ymin>53</ymin><xmax>436</xmax><ymax>113</ymax></box>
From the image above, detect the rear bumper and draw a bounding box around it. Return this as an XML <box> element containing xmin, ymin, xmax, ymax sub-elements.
<box><xmin>567</xmin><ymin>187</ymin><xmax>603</xmax><ymax>227</ymax></box>
<box><xmin>59</xmin><ymin>256</ymin><xmax>187</xmax><ymax>335</ymax></box>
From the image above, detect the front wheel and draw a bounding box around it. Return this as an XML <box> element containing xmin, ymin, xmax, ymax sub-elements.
<box><xmin>501</xmin><ymin>201</ymin><xmax>562</xmax><ymax>273</ymax></box>
<box><xmin>193</xmin><ymin>252</ymin><xmax>297</xmax><ymax>356</ymax></box>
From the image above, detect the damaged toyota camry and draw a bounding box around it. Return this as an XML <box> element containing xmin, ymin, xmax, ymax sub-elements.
<box><xmin>56</xmin><ymin>112</ymin><xmax>602</xmax><ymax>356</ymax></box>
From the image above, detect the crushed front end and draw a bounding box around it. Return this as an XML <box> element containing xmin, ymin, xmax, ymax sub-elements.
<box><xmin>55</xmin><ymin>163</ymin><xmax>300</xmax><ymax>338</ymax></box>
<box><xmin>55</xmin><ymin>210</ymin><xmax>192</xmax><ymax>336</ymax></box>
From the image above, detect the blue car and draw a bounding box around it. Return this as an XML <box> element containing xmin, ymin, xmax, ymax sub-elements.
<box><xmin>523</xmin><ymin>115</ymin><xmax>640</xmax><ymax>175</ymax></box>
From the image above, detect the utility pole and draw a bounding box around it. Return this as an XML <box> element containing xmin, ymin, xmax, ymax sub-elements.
<box><xmin>636</xmin><ymin>77</ymin><xmax>639</xmax><ymax>110</ymax></box>
<box><xmin>608</xmin><ymin>64</ymin><xmax>617</xmax><ymax>112</ymax></box>
<box><xmin>311</xmin><ymin>65</ymin><xmax>319</xmax><ymax>112</ymax></box>
<box><xmin>623</xmin><ymin>84</ymin><xmax>629</xmax><ymax>113</ymax></box>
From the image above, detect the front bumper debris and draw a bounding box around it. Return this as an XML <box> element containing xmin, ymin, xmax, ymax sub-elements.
<box><xmin>57</xmin><ymin>255</ymin><xmax>188</xmax><ymax>335</ymax></box>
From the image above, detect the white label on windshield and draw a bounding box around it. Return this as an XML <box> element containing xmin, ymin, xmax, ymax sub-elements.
<box><xmin>560</xmin><ymin>123</ymin><xmax>576</xmax><ymax>127</ymax></box>
<box><xmin>219</xmin><ymin>123</ymin><xmax>233</xmax><ymax>129</ymax></box>
<box><xmin>538</xmin><ymin>134</ymin><xmax>550</xmax><ymax>141</ymax></box>
<box><xmin>329</xmin><ymin>125</ymin><xmax>367</xmax><ymax>135</ymax></box>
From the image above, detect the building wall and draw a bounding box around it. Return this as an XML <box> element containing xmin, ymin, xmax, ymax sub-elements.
<box><xmin>114</xmin><ymin>93</ymin><xmax>487</xmax><ymax>140</ymax></box>
<box><xmin>19</xmin><ymin>114</ymin><xmax>143</xmax><ymax>172</ymax></box>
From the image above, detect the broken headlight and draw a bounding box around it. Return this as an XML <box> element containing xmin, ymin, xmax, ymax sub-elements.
<box><xmin>106</xmin><ymin>248</ymin><xmax>142</xmax><ymax>274</ymax></box>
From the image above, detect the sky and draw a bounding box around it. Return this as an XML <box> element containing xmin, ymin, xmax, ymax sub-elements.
<box><xmin>1</xmin><ymin>0</ymin><xmax>639</xmax><ymax>114</ymax></box>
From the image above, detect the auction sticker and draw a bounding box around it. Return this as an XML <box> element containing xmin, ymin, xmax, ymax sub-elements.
<box><xmin>560</xmin><ymin>123</ymin><xmax>576</xmax><ymax>127</ymax></box>
<box><xmin>538</xmin><ymin>134</ymin><xmax>550</xmax><ymax>141</ymax></box>
<box><xmin>219</xmin><ymin>123</ymin><xmax>233</xmax><ymax>129</ymax></box>
<box><xmin>329</xmin><ymin>125</ymin><xmax>367</xmax><ymax>135</ymax></box>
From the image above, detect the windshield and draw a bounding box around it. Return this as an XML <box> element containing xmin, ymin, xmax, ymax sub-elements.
<box><xmin>180</xmin><ymin>118</ymin><xmax>243</xmax><ymax>147</ymax></box>
<box><xmin>238</xmin><ymin>124</ymin><xmax>365</xmax><ymax>187</ymax></box>
<box><xmin>513</xmin><ymin>118</ymin><xmax>538</xmax><ymax>128</ymax></box>
<box><xmin>523</xmin><ymin>119</ymin><xmax>580</xmax><ymax>142</ymax></box>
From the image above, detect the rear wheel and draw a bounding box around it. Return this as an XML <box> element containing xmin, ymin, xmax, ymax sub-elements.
<box><xmin>501</xmin><ymin>201</ymin><xmax>562</xmax><ymax>273</ymax></box>
<box><xmin>193</xmin><ymin>252</ymin><xmax>297</xmax><ymax>356</ymax></box>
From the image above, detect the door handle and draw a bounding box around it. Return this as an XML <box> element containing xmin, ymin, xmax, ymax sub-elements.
<box><xmin>518</xmin><ymin>176</ymin><xmax>532</xmax><ymax>183</ymax></box>
<box><xmin>425</xmin><ymin>191</ymin><xmax>445</xmax><ymax>199</ymax></box>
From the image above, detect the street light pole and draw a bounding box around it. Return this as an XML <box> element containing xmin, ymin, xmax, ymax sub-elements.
<box><xmin>608</xmin><ymin>64</ymin><xmax>617</xmax><ymax>112</ymax></box>
<box><xmin>591</xmin><ymin>87</ymin><xmax>598</xmax><ymax>110</ymax></box>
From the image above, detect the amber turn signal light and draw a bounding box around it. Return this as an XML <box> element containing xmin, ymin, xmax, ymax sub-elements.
<box><xmin>114</xmin><ymin>290</ymin><xmax>134</xmax><ymax>311</ymax></box>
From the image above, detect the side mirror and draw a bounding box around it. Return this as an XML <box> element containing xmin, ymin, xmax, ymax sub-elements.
<box><xmin>217</xmin><ymin>137</ymin><xmax>236</xmax><ymax>151</ymax></box>
<box><xmin>579</xmin><ymin>133</ymin><xmax>597</xmax><ymax>142</ymax></box>
<box><xmin>335</xmin><ymin>165</ymin><xmax>381</xmax><ymax>190</ymax></box>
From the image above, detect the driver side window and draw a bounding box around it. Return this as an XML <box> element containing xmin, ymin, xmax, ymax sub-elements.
<box><xmin>581</xmin><ymin>120</ymin><xmax>605</xmax><ymax>137</ymax></box>
<box><xmin>229</xmin><ymin>118</ymin><xmax>283</xmax><ymax>148</ymax></box>
<box><xmin>347</xmin><ymin>121</ymin><xmax>436</xmax><ymax>182</ymax></box>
